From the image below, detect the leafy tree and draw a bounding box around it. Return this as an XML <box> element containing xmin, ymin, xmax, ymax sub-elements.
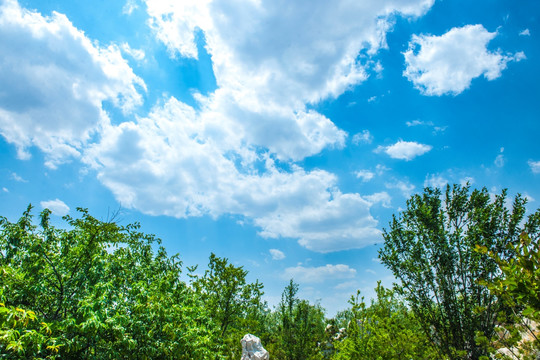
<box><xmin>332</xmin><ymin>282</ymin><xmax>440</xmax><ymax>360</ymax></box>
<box><xmin>191</xmin><ymin>253</ymin><xmax>266</xmax><ymax>358</ymax></box>
<box><xmin>477</xmin><ymin>229</ymin><xmax>540</xmax><ymax>359</ymax></box>
<box><xmin>270</xmin><ymin>280</ymin><xmax>326</xmax><ymax>360</ymax></box>
<box><xmin>0</xmin><ymin>205</ymin><xmax>221</xmax><ymax>359</ymax></box>
<box><xmin>379</xmin><ymin>184</ymin><xmax>540</xmax><ymax>359</ymax></box>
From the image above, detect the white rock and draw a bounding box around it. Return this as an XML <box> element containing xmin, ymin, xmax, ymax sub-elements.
<box><xmin>241</xmin><ymin>334</ymin><xmax>269</xmax><ymax>360</ymax></box>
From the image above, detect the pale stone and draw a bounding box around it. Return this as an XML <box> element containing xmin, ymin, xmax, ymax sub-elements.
<box><xmin>241</xmin><ymin>334</ymin><xmax>269</xmax><ymax>360</ymax></box>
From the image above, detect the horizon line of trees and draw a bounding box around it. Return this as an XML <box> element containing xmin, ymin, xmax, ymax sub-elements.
<box><xmin>1</xmin><ymin>184</ymin><xmax>539</xmax><ymax>359</ymax></box>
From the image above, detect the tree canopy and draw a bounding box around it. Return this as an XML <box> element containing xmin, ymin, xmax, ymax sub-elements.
<box><xmin>379</xmin><ymin>184</ymin><xmax>540</xmax><ymax>360</ymax></box>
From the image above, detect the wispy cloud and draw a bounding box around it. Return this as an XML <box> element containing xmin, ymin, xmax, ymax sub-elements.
<box><xmin>10</xmin><ymin>172</ymin><xmax>27</xmax><ymax>183</ymax></box>
<box><xmin>352</xmin><ymin>130</ymin><xmax>373</xmax><ymax>145</ymax></box>
<box><xmin>40</xmin><ymin>199</ymin><xmax>70</xmax><ymax>216</ymax></box>
<box><xmin>529</xmin><ymin>160</ymin><xmax>540</xmax><ymax>174</ymax></box>
<box><xmin>269</xmin><ymin>249</ymin><xmax>285</xmax><ymax>260</ymax></box>
<box><xmin>283</xmin><ymin>264</ymin><xmax>357</xmax><ymax>283</ymax></box>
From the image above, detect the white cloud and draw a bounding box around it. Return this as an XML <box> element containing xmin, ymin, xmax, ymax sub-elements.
<box><xmin>404</xmin><ymin>24</ymin><xmax>525</xmax><ymax>96</ymax></box>
<box><xmin>406</xmin><ymin>119</ymin><xmax>433</xmax><ymax>127</ymax></box>
<box><xmin>2</xmin><ymin>0</ymin><xmax>439</xmax><ymax>253</ymax></box>
<box><xmin>355</xmin><ymin>169</ymin><xmax>375</xmax><ymax>182</ymax></box>
<box><xmin>122</xmin><ymin>0</ymin><xmax>139</xmax><ymax>15</ymax></box>
<box><xmin>2</xmin><ymin>187</ymin><xmax>8</xmax><ymax>193</ymax></box>
<box><xmin>386</xmin><ymin>179</ymin><xmax>416</xmax><ymax>198</ymax></box>
<box><xmin>493</xmin><ymin>147</ymin><xmax>505</xmax><ymax>168</ymax></box>
<box><xmin>519</xmin><ymin>29</ymin><xmax>530</xmax><ymax>36</ymax></box>
<box><xmin>352</xmin><ymin>130</ymin><xmax>373</xmax><ymax>145</ymax></box>
<box><xmin>269</xmin><ymin>249</ymin><xmax>285</xmax><ymax>260</ymax></box>
<box><xmin>143</xmin><ymin>0</ymin><xmax>433</xmax><ymax>163</ymax></box>
<box><xmin>40</xmin><ymin>199</ymin><xmax>70</xmax><ymax>216</ymax></box>
<box><xmin>424</xmin><ymin>173</ymin><xmax>448</xmax><ymax>189</ymax></box>
<box><xmin>529</xmin><ymin>160</ymin><xmax>540</xmax><ymax>174</ymax></box>
<box><xmin>377</xmin><ymin>140</ymin><xmax>432</xmax><ymax>160</ymax></box>
<box><xmin>0</xmin><ymin>0</ymin><xmax>145</xmax><ymax>168</ymax></box>
<box><xmin>84</xmin><ymin>98</ymin><xmax>381</xmax><ymax>253</ymax></box>
<box><xmin>283</xmin><ymin>264</ymin><xmax>357</xmax><ymax>283</ymax></box>
<box><xmin>83</xmin><ymin>0</ymin><xmax>436</xmax><ymax>252</ymax></box>
<box><xmin>494</xmin><ymin>154</ymin><xmax>505</xmax><ymax>168</ymax></box>
<box><xmin>363</xmin><ymin>192</ymin><xmax>392</xmax><ymax>208</ymax></box>
<box><xmin>146</xmin><ymin>0</ymin><xmax>434</xmax><ymax>104</ymax></box>
<box><xmin>121</xmin><ymin>42</ymin><xmax>145</xmax><ymax>61</ymax></box>
<box><xmin>10</xmin><ymin>172</ymin><xmax>27</xmax><ymax>182</ymax></box>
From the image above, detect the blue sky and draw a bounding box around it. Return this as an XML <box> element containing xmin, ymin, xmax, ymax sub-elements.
<box><xmin>1</xmin><ymin>0</ymin><xmax>539</xmax><ymax>315</ymax></box>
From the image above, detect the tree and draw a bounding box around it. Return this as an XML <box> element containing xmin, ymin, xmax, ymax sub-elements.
<box><xmin>379</xmin><ymin>184</ymin><xmax>540</xmax><ymax>360</ymax></box>
<box><xmin>0</xmin><ymin>206</ymin><xmax>221</xmax><ymax>359</ymax></box>
<box><xmin>477</xmin><ymin>230</ymin><xmax>540</xmax><ymax>359</ymax></box>
<box><xmin>191</xmin><ymin>253</ymin><xmax>266</xmax><ymax>358</ymax></box>
<box><xmin>270</xmin><ymin>280</ymin><xmax>326</xmax><ymax>360</ymax></box>
<box><xmin>332</xmin><ymin>282</ymin><xmax>439</xmax><ymax>360</ymax></box>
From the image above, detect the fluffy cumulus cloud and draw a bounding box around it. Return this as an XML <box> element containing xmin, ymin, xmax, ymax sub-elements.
<box><xmin>0</xmin><ymin>0</ymin><xmax>145</xmax><ymax>168</ymax></box>
<box><xmin>404</xmin><ymin>24</ymin><xmax>525</xmax><ymax>96</ymax></box>
<box><xmin>82</xmin><ymin>0</ymin><xmax>438</xmax><ymax>252</ymax></box>
<box><xmin>40</xmin><ymin>199</ymin><xmax>70</xmax><ymax>216</ymax></box>
<box><xmin>377</xmin><ymin>140</ymin><xmax>432</xmax><ymax>160</ymax></box>
<box><xmin>283</xmin><ymin>264</ymin><xmax>357</xmax><ymax>283</ymax></box>
<box><xmin>84</xmin><ymin>98</ymin><xmax>381</xmax><ymax>252</ymax></box>
<box><xmin>143</xmin><ymin>0</ymin><xmax>434</xmax><ymax>162</ymax></box>
<box><xmin>2</xmin><ymin>0</ymin><xmax>438</xmax><ymax>253</ymax></box>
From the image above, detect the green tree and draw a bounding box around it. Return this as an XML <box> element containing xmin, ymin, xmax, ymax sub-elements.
<box><xmin>191</xmin><ymin>253</ymin><xmax>266</xmax><ymax>359</ymax></box>
<box><xmin>332</xmin><ymin>282</ymin><xmax>440</xmax><ymax>360</ymax></box>
<box><xmin>379</xmin><ymin>184</ymin><xmax>540</xmax><ymax>360</ymax></box>
<box><xmin>477</xmin><ymin>229</ymin><xmax>540</xmax><ymax>359</ymax></box>
<box><xmin>0</xmin><ymin>206</ymin><xmax>221</xmax><ymax>359</ymax></box>
<box><xmin>270</xmin><ymin>280</ymin><xmax>326</xmax><ymax>360</ymax></box>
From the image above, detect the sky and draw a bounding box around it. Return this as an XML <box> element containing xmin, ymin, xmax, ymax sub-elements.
<box><xmin>0</xmin><ymin>0</ymin><xmax>539</xmax><ymax>316</ymax></box>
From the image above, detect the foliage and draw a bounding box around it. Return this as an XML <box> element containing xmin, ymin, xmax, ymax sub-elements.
<box><xmin>477</xmin><ymin>228</ymin><xmax>540</xmax><ymax>359</ymax></box>
<box><xmin>0</xmin><ymin>205</ymin><xmax>221</xmax><ymax>359</ymax></box>
<box><xmin>0</xmin><ymin>300</ymin><xmax>61</xmax><ymax>358</ymax></box>
<box><xmin>332</xmin><ymin>282</ymin><xmax>440</xmax><ymax>360</ymax></box>
<box><xmin>379</xmin><ymin>184</ymin><xmax>539</xmax><ymax>360</ymax></box>
<box><xmin>190</xmin><ymin>253</ymin><xmax>266</xmax><ymax>359</ymax></box>
<box><xmin>268</xmin><ymin>280</ymin><xmax>326</xmax><ymax>360</ymax></box>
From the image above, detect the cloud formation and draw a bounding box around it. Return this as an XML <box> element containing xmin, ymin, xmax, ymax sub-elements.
<box><xmin>404</xmin><ymin>24</ymin><xmax>525</xmax><ymax>96</ymax></box>
<box><xmin>0</xmin><ymin>0</ymin><xmax>145</xmax><ymax>168</ymax></box>
<box><xmin>377</xmin><ymin>140</ymin><xmax>432</xmax><ymax>160</ymax></box>
<box><xmin>283</xmin><ymin>264</ymin><xmax>357</xmax><ymax>283</ymax></box>
<box><xmin>529</xmin><ymin>160</ymin><xmax>540</xmax><ymax>174</ymax></box>
<box><xmin>40</xmin><ymin>199</ymin><xmax>70</xmax><ymax>216</ymax></box>
<box><xmin>84</xmin><ymin>98</ymin><xmax>381</xmax><ymax>252</ymax></box>
<box><xmin>269</xmin><ymin>249</ymin><xmax>285</xmax><ymax>260</ymax></box>
<box><xmin>1</xmin><ymin>0</ymin><xmax>438</xmax><ymax>253</ymax></box>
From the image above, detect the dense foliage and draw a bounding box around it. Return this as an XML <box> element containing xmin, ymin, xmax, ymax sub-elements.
<box><xmin>332</xmin><ymin>282</ymin><xmax>439</xmax><ymax>360</ymax></box>
<box><xmin>0</xmin><ymin>206</ymin><xmax>220</xmax><ymax>359</ymax></box>
<box><xmin>379</xmin><ymin>185</ymin><xmax>540</xmax><ymax>360</ymax></box>
<box><xmin>1</xmin><ymin>184</ymin><xmax>539</xmax><ymax>359</ymax></box>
